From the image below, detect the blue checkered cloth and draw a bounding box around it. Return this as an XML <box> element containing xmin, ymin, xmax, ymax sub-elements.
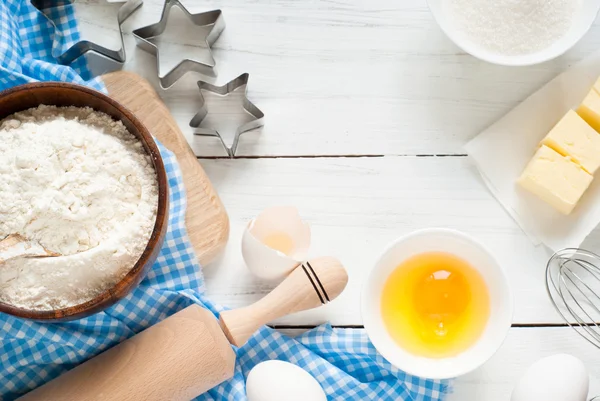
<box><xmin>0</xmin><ymin>1</ymin><xmax>451</xmax><ymax>400</ymax></box>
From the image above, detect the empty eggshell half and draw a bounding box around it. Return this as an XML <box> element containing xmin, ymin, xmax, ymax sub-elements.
<box><xmin>242</xmin><ymin>206</ymin><xmax>311</xmax><ymax>281</ymax></box>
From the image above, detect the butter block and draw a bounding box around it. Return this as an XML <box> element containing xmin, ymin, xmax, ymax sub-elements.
<box><xmin>592</xmin><ymin>76</ymin><xmax>600</xmax><ymax>94</ymax></box>
<box><xmin>518</xmin><ymin>145</ymin><xmax>593</xmax><ymax>215</ymax></box>
<box><xmin>541</xmin><ymin>110</ymin><xmax>600</xmax><ymax>174</ymax></box>
<box><xmin>577</xmin><ymin>89</ymin><xmax>600</xmax><ymax>133</ymax></box>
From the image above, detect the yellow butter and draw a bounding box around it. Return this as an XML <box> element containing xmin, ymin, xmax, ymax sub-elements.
<box><xmin>592</xmin><ymin>77</ymin><xmax>600</xmax><ymax>94</ymax></box>
<box><xmin>541</xmin><ymin>110</ymin><xmax>600</xmax><ymax>174</ymax></box>
<box><xmin>577</xmin><ymin>89</ymin><xmax>600</xmax><ymax>133</ymax></box>
<box><xmin>518</xmin><ymin>145</ymin><xmax>593</xmax><ymax>215</ymax></box>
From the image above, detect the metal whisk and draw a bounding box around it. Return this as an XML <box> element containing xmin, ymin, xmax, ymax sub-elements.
<box><xmin>546</xmin><ymin>248</ymin><xmax>600</xmax><ymax>349</ymax></box>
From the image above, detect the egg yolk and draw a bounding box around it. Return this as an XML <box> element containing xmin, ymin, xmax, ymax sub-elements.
<box><xmin>262</xmin><ymin>232</ymin><xmax>294</xmax><ymax>256</ymax></box>
<box><xmin>381</xmin><ymin>252</ymin><xmax>490</xmax><ymax>358</ymax></box>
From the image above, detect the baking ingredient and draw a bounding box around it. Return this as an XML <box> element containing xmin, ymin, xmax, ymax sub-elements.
<box><xmin>0</xmin><ymin>234</ymin><xmax>58</xmax><ymax>263</ymax></box>
<box><xmin>246</xmin><ymin>360</ymin><xmax>326</xmax><ymax>401</ymax></box>
<box><xmin>242</xmin><ymin>206</ymin><xmax>310</xmax><ymax>281</ymax></box>
<box><xmin>262</xmin><ymin>232</ymin><xmax>294</xmax><ymax>256</ymax></box>
<box><xmin>541</xmin><ymin>110</ymin><xmax>600</xmax><ymax>174</ymax></box>
<box><xmin>517</xmin><ymin>145</ymin><xmax>592</xmax><ymax>215</ymax></box>
<box><xmin>511</xmin><ymin>354</ymin><xmax>588</xmax><ymax>401</ymax></box>
<box><xmin>0</xmin><ymin>105</ymin><xmax>158</xmax><ymax>310</ymax></box>
<box><xmin>577</xmin><ymin>88</ymin><xmax>600</xmax><ymax>133</ymax></box>
<box><xmin>592</xmin><ymin>77</ymin><xmax>600</xmax><ymax>94</ymax></box>
<box><xmin>444</xmin><ymin>0</ymin><xmax>580</xmax><ymax>56</ymax></box>
<box><xmin>517</xmin><ymin>80</ymin><xmax>600</xmax><ymax>215</ymax></box>
<box><xmin>381</xmin><ymin>252</ymin><xmax>490</xmax><ymax>358</ymax></box>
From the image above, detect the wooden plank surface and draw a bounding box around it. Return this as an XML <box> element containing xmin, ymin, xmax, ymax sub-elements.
<box><xmin>75</xmin><ymin>0</ymin><xmax>600</xmax><ymax>398</ymax></box>
<box><xmin>84</xmin><ymin>0</ymin><xmax>600</xmax><ymax>156</ymax></box>
<box><xmin>280</xmin><ymin>326</ymin><xmax>600</xmax><ymax>401</ymax></box>
<box><xmin>201</xmin><ymin>156</ymin><xmax>600</xmax><ymax>325</ymax></box>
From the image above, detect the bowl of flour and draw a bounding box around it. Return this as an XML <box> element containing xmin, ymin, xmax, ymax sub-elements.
<box><xmin>428</xmin><ymin>0</ymin><xmax>600</xmax><ymax>66</ymax></box>
<box><xmin>0</xmin><ymin>82</ymin><xmax>169</xmax><ymax>321</ymax></box>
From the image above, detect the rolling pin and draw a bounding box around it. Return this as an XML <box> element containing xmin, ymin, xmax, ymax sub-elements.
<box><xmin>19</xmin><ymin>256</ymin><xmax>348</xmax><ymax>401</ymax></box>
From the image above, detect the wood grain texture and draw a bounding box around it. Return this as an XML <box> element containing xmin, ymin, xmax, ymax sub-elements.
<box><xmin>200</xmin><ymin>156</ymin><xmax>600</xmax><ymax>325</ymax></box>
<box><xmin>103</xmin><ymin>71</ymin><xmax>229</xmax><ymax>266</ymax></box>
<box><xmin>75</xmin><ymin>0</ymin><xmax>600</xmax><ymax>397</ymax></box>
<box><xmin>19</xmin><ymin>260</ymin><xmax>347</xmax><ymax>400</ymax></box>
<box><xmin>448</xmin><ymin>326</ymin><xmax>600</xmax><ymax>401</ymax></box>
<box><xmin>19</xmin><ymin>306</ymin><xmax>236</xmax><ymax>401</ymax></box>
<box><xmin>280</xmin><ymin>326</ymin><xmax>600</xmax><ymax>401</ymax></box>
<box><xmin>81</xmin><ymin>0</ymin><xmax>600</xmax><ymax>156</ymax></box>
<box><xmin>219</xmin><ymin>256</ymin><xmax>348</xmax><ymax>346</ymax></box>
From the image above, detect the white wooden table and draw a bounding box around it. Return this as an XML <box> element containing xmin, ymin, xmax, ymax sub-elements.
<box><xmin>82</xmin><ymin>0</ymin><xmax>600</xmax><ymax>398</ymax></box>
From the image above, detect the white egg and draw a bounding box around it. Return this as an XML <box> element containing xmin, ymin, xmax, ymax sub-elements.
<box><xmin>511</xmin><ymin>354</ymin><xmax>589</xmax><ymax>401</ymax></box>
<box><xmin>242</xmin><ymin>206</ymin><xmax>311</xmax><ymax>281</ymax></box>
<box><xmin>246</xmin><ymin>360</ymin><xmax>326</xmax><ymax>401</ymax></box>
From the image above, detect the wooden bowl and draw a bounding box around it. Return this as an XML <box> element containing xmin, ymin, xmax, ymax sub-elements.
<box><xmin>0</xmin><ymin>82</ymin><xmax>169</xmax><ymax>321</ymax></box>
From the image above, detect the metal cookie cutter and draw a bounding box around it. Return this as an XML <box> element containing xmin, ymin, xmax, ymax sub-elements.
<box><xmin>32</xmin><ymin>0</ymin><xmax>142</xmax><ymax>64</ymax></box>
<box><xmin>190</xmin><ymin>73</ymin><xmax>265</xmax><ymax>158</ymax></box>
<box><xmin>132</xmin><ymin>0</ymin><xmax>225</xmax><ymax>89</ymax></box>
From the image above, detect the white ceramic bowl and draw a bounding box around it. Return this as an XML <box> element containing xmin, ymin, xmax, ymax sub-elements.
<box><xmin>427</xmin><ymin>0</ymin><xmax>600</xmax><ymax>66</ymax></box>
<box><xmin>362</xmin><ymin>228</ymin><xmax>513</xmax><ymax>379</ymax></box>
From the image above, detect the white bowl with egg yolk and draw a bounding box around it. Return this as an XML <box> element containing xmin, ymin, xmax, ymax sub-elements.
<box><xmin>361</xmin><ymin>228</ymin><xmax>513</xmax><ymax>379</ymax></box>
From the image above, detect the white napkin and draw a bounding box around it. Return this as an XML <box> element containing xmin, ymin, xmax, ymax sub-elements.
<box><xmin>466</xmin><ymin>50</ymin><xmax>600</xmax><ymax>251</ymax></box>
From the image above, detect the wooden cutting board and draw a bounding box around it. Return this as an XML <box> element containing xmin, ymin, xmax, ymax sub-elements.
<box><xmin>102</xmin><ymin>71</ymin><xmax>229</xmax><ymax>266</ymax></box>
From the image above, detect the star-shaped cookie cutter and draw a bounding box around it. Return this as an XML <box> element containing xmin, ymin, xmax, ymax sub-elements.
<box><xmin>32</xmin><ymin>0</ymin><xmax>142</xmax><ymax>64</ymax></box>
<box><xmin>132</xmin><ymin>0</ymin><xmax>225</xmax><ymax>89</ymax></box>
<box><xmin>190</xmin><ymin>73</ymin><xmax>265</xmax><ymax>158</ymax></box>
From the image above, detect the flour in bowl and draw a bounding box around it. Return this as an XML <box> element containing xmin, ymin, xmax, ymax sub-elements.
<box><xmin>0</xmin><ymin>105</ymin><xmax>159</xmax><ymax>310</ymax></box>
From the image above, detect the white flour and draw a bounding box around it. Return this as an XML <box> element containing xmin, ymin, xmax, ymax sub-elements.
<box><xmin>444</xmin><ymin>0</ymin><xmax>581</xmax><ymax>56</ymax></box>
<box><xmin>0</xmin><ymin>105</ymin><xmax>158</xmax><ymax>310</ymax></box>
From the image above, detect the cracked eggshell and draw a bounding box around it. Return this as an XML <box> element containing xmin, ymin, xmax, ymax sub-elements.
<box><xmin>242</xmin><ymin>206</ymin><xmax>311</xmax><ymax>281</ymax></box>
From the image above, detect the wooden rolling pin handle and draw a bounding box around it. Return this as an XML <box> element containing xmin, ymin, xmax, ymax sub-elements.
<box><xmin>17</xmin><ymin>256</ymin><xmax>347</xmax><ymax>401</ymax></box>
<box><xmin>219</xmin><ymin>256</ymin><xmax>348</xmax><ymax>346</ymax></box>
<box><xmin>18</xmin><ymin>306</ymin><xmax>236</xmax><ymax>401</ymax></box>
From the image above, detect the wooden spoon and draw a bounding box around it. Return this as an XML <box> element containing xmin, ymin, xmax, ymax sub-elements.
<box><xmin>0</xmin><ymin>234</ymin><xmax>59</xmax><ymax>264</ymax></box>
